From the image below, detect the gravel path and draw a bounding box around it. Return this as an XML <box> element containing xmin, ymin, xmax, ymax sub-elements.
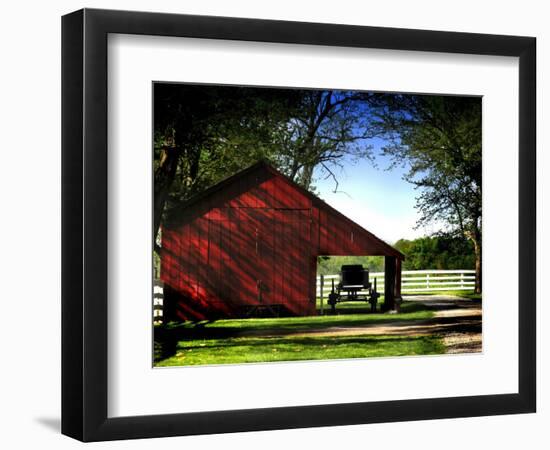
<box><xmin>404</xmin><ymin>295</ymin><xmax>482</xmax><ymax>354</ymax></box>
<box><xmin>241</xmin><ymin>295</ymin><xmax>482</xmax><ymax>354</ymax></box>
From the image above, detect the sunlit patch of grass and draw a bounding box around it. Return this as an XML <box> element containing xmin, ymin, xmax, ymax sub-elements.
<box><xmin>406</xmin><ymin>290</ymin><xmax>481</xmax><ymax>301</ymax></box>
<box><xmin>155</xmin><ymin>334</ymin><xmax>445</xmax><ymax>366</ymax></box>
<box><xmin>154</xmin><ymin>301</ymin><xmax>441</xmax><ymax>366</ymax></box>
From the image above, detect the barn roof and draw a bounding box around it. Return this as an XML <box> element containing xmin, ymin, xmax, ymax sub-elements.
<box><xmin>168</xmin><ymin>160</ymin><xmax>404</xmax><ymax>259</ymax></box>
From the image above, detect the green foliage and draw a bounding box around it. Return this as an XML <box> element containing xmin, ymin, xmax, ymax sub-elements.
<box><xmin>393</xmin><ymin>235</ymin><xmax>475</xmax><ymax>270</ymax></box>
<box><xmin>315</xmin><ymin>234</ymin><xmax>475</xmax><ymax>274</ymax></box>
<box><xmin>373</xmin><ymin>95</ymin><xmax>481</xmax><ymax>235</ymax></box>
<box><xmin>316</xmin><ymin>255</ymin><xmax>385</xmax><ymax>275</ymax></box>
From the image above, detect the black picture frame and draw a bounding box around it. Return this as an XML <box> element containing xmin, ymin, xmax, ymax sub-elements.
<box><xmin>61</xmin><ymin>8</ymin><xmax>536</xmax><ymax>442</ymax></box>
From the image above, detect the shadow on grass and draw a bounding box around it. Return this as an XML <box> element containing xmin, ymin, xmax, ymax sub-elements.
<box><xmin>154</xmin><ymin>301</ymin><xmax>437</xmax><ymax>363</ymax></box>
<box><xmin>181</xmin><ymin>335</ymin><xmax>422</xmax><ymax>350</ymax></box>
<box><xmin>315</xmin><ymin>301</ymin><xmax>429</xmax><ymax>315</ymax></box>
<box><xmin>155</xmin><ymin>334</ymin><xmax>446</xmax><ymax>366</ymax></box>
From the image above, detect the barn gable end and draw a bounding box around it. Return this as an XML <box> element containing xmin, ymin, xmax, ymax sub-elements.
<box><xmin>161</xmin><ymin>161</ymin><xmax>403</xmax><ymax>321</ymax></box>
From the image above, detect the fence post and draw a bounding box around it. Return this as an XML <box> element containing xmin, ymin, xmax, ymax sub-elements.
<box><xmin>320</xmin><ymin>274</ymin><xmax>324</xmax><ymax>315</ymax></box>
<box><xmin>426</xmin><ymin>273</ymin><xmax>430</xmax><ymax>290</ymax></box>
<box><xmin>460</xmin><ymin>271</ymin><xmax>465</xmax><ymax>289</ymax></box>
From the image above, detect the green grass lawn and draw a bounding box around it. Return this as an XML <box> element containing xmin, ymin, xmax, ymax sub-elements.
<box><xmin>316</xmin><ymin>295</ymin><xmax>384</xmax><ymax>312</ymax></box>
<box><xmin>404</xmin><ymin>290</ymin><xmax>481</xmax><ymax>301</ymax></box>
<box><xmin>154</xmin><ymin>334</ymin><xmax>445</xmax><ymax>366</ymax></box>
<box><xmin>154</xmin><ymin>300</ymin><xmax>441</xmax><ymax>366</ymax></box>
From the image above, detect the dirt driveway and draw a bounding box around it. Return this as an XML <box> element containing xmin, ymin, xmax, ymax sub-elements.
<box><xmin>403</xmin><ymin>295</ymin><xmax>482</xmax><ymax>353</ymax></box>
<box><xmin>248</xmin><ymin>295</ymin><xmax>482</xmax><ymax>354</ymax></box>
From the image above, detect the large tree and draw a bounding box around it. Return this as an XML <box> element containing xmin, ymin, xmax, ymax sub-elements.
<box><xmin>278</xmin><ymin>90</ymin><xmax>376</xmax><ymax>191</ymax></box>
<box><xmin>374</xmin><ymin>95</ymin><xmax>482</xmax><ymax>293</ymax></box>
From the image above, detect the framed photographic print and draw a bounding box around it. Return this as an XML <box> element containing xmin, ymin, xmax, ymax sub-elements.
<box><xmin>61</xmin><ymin>8</ymin><xmax>536</xmax><ymax>442</ymax></box>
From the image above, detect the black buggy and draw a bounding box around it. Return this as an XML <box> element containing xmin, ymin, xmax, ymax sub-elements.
<box><xmin>327</xmin><ymin>264</ymin><xmax>380</xmax><ymax>314</ymax></box>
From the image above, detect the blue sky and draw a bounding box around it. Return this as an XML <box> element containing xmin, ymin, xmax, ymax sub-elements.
<box><xmin>312</xmin><ymin>138</ymin><xmax>442</xmax><ymax>244</ymax></box>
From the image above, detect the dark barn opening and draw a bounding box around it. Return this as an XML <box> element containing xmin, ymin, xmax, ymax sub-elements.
<box><xmin>160</xmin><ymin>162</ymin><xmax>404</xmax><ymax>322</ymax></box>
<box><xmin>316</xmin><ymin>255</ymin><xmax>387</xmax><ymax>312</ymax></box>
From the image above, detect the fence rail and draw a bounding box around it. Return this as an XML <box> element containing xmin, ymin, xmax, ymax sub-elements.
<box><xmin>317</xmin><ymin>269</ymin><xmax>476</xmax><ymax>297</ymax></box>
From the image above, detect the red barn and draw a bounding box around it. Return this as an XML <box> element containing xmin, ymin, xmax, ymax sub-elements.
<box><xmin>160</xmin><ymin>161</ymin><xmax>404</xmax><ymax>321</ymax></box>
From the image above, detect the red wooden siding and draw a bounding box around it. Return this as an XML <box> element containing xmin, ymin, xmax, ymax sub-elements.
<box><xmin>161</xmin><ymin>162</ymin><xmax>403</xmax><ymax>321</ymax></box>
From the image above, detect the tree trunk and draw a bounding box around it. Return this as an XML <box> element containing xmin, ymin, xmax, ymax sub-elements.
<box><xmin>467</xmin><ymin>228</ymin><xmax>482</xmax><ymax>294</ymax></box>
<box><xmin>300</xmin><ymin>164</ymin><xmax>314</xmax><ymax>189</ymax></box>
<box><xmin>289</xmin><ymin>159</ymin><xmax>300</xmax><ymax>181</ymax></box>
<box><xmin>383</xmin><ymin>256</ymin><xmax>397</xmax><ymax>311</ymax></box>
<box><xmin>153</xmin><ymin>146</ymin><xmax>180</xmax><ymax>248</ymax></box>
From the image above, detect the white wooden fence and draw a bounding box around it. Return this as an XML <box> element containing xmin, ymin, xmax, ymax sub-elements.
<box><xmin>153</xmin><ymin>280</ymin><xmax>164</xmax><ymax>325</ymax></box>
<box><xmin>317</xmin><ymin>269</ymin><xmax>476</xmax><ymax>298</ymax></box>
